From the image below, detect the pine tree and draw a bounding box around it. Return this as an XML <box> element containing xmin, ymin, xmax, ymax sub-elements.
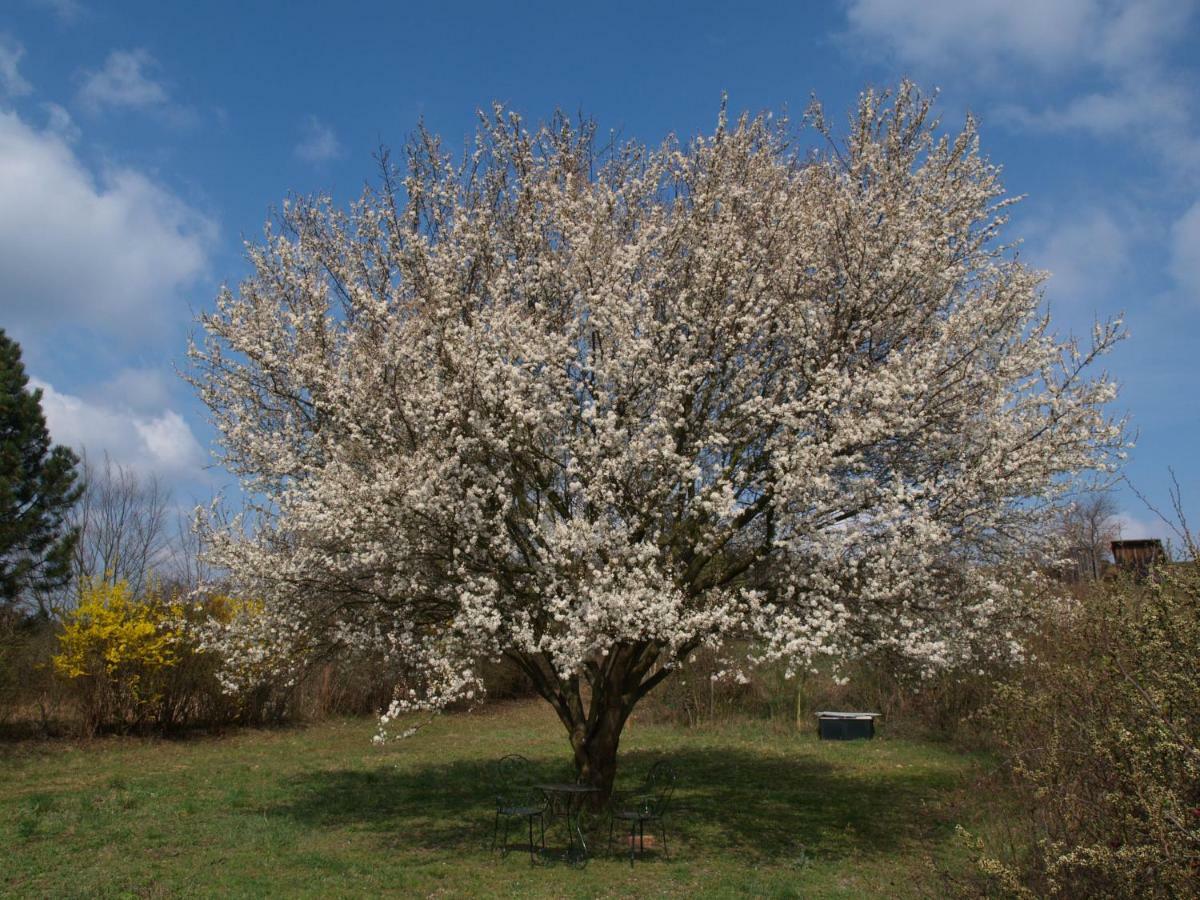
<box><xmin>0</xmin><ymin>330</ymin><xmax>82</xmax><ymax>606</ymax></box>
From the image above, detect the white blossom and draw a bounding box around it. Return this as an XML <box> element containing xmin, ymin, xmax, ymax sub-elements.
<box><xmin>188</xmin><ymin>84</ymin><xmax>1124</xmax><ymax>785</ymax></box>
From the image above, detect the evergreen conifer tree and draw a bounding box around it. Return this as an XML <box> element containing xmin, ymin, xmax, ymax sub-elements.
<box><xmin>0</xmin><ymin>329</ymin><xmax>82</xmax><ymax>606</ymax></box>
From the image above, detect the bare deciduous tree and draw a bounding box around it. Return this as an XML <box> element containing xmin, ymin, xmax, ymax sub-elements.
<box><xmin>67</xmin><ymin>453</ymin><xmax>171</xmax><ymax>601</ymax></box>
<box><xmin>1059</xmin><ymin>492</ymin><xmax>1121</xmax><ymax>581</ymax></box>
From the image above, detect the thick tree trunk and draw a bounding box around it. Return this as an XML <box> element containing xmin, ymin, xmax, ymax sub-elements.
<box><xmin>568</xmin><ymin>700</ymin><xmax>630</xmax><ymax>801</ymax></box>
<box><xmin>508</xmin><ymin>642</ymin><xmax>685</xmax><ymax>804</ymax></box>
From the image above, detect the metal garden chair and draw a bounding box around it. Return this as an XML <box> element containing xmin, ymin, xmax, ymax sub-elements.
<box><xmin>490</xmin><ymin>754</ymin><xmax>546</xmax><ymax>862</ymax></box>
<box><xmin>607</xmin><ymin>760</ymin><xmax>677</xmax><ymax>864</ymax></box>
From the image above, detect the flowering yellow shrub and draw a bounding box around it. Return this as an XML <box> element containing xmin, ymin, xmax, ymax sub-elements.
<box><xmin>52</xmin><ymin>580</ymin><xmax>188</xmax><ymax>732</ymax></box>
<box><xmin>53</xmin><ymin>580</ymin><xmax>180</xmax><ymax>680</ymax></box>
<box><xmin>51</xmin><ymin>582</ymin><xmax>285</xmax><ymax>733</ymax></box>
<box><xmin>203</xmin><ymin>592</ymin><xmax>262</xmax><ymax>625</ymax></box>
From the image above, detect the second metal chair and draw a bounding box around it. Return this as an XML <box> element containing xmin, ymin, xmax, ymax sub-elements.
<box><xmin>607</xmin><ymin>760</ymin><xmax>677</xmax><ymax>865</ymax></box>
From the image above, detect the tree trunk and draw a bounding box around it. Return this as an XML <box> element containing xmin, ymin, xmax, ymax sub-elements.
<box><xmin>508</xmin><ymin>642</ymin><xmax>683</xmax><ymax>804</ymax></box>
<box><xmin>568</xmin><ymin>700</ymin><xmax>629</xmax><ymax>801</ymax></box>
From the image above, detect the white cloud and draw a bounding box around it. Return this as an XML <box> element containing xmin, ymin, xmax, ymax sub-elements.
<box><xmin>841</xmin><ymin>0</ymin><xmax>1189</xmax><ymax>75</ymax></box>
<box><xmin>843</xmin><ymin>0</ymin><xmax>1200</xmax><ymax>180</ymax></box>
<box><xmin>995</xmin><ymin>74</ymin><xmax>1190</xmax><ymax>137</ymax></box>
<box><xmin>28</xmin><ymin>0</ymin><xmax>87</xmax><ymax>24</ymax></box>
<box><xmin>0</xmin><ymin>34</ymin><xmax>33</xmax><ymax>98</ymax></box>
<box><xmin>42</xmin><ymin>102</ymin><xmax>80</xmax><ymax>142</ymax></box>
<box><xmin>1033</xmin><ymin>209</ymin><xmax>1131</xmax><ymax>303</ymax></box>
<box><xmin>76</xmin><ymin>49</ymin><xmax>199</xmax><ymax>127</ymax></box>
<box><xmin>842</xmin><ymin>0</ymin><xmax>1091</xmax><ymax>74</ymax></box>
<box><xmin>32</xmin><ymin>378</ymin><xmax>207</xmax><ymax>480</ymax></box>
<box><xmin>77</xmin><ymin>49</ymin><xmax>169</xmax><ymax>114</ymax></box>
<box><xmin>295</xmin><ymin>115</ymin><xmax>343</xmax><ymax>163</ymax></box>
<box><xmin>995</xmin><ymin>71</ymin><xmax>1200</xmax><ymax>176</ymax></box>
<box><xmin>1169</xmin><ymin>200</ymin><xmax>1200</xmax><ymax>301</ymax></box>
<box><xmin>0</xmin><ymin>108</ymin><xmax>216</xmax><ymax>336</ymax></box>
<box><xmin>1097</xmin><ymin>0</ymin><xmax>1194</xmax><ymax>66</ymax></box>
<box><xmin>96</xmin><ymin>368</ymin><xmax>174</xmax><ymax>413</ymax></box>
<box><xmin>1112</xmin><ymin>511</ymin><xmax>1169</xmax><ymax>540</ymax></box>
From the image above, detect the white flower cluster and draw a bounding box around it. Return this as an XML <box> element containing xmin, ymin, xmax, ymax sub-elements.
<box><xmin>189</xmin><ymin>84</ymin><xmax>1124</xmax><ymax>744</ymax></box>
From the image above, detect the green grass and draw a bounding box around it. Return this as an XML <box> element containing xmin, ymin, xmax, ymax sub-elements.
<box><xmin>0</xmin><ymin>701</ymin><xmax>995</xmax><ymax>897</ymax></box>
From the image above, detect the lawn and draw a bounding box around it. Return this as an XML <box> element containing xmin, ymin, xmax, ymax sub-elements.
<box><xmin>1</xmin><ymin>700</ymin><xmax>995</xmax><ymax>898</ymax></box>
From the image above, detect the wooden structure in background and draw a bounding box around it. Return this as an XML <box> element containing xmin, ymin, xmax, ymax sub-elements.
<box><xmin>1110</xmin><ymin>539</ymin><xmax>1166</xmax><ymax>577</ymax></box>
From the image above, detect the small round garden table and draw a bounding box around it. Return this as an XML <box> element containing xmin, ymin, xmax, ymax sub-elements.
<box><xmin>535</xmin><ymin>783</ymin><xmax>600</xmax><ymax>866</ymax></box>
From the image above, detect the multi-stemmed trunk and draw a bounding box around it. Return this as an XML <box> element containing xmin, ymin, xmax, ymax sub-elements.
<box><xmin>506</xmin><ymin>640</ymin><xmax>685</xmax><ymax>803</ymax></box>
<box><xmin>568</xmin><ymin>699</ymin><xmax>631</xmax><ymax>801</ymax></box>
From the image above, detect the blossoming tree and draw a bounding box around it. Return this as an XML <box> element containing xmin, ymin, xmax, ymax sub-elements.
<box><xmin>191</xmin><ymin>84</ymin><xmax>1123</xmax><ymax>795</ymax></box>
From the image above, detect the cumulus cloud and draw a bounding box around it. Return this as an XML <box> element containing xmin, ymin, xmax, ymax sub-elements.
<box><xmin>32</xmin><ymin>377</ymin><xmax>207</xmax><ymax>480</ymax></box>
<box><xmin>0</xmin><ymin>109</ymin><xmax>216</xmax><ymax>337</ymax></box>
<box><xmin>842</xmin><ymin>0</ymin><xmax>1200</xmax><ymax>175</ymax></box>
<box><xmin>0</xmin><ymin>34</ymin><xmax>33</xmax><ymax>98</ymax></box>
<box><xmin>1169</xmin><ymin>200</ymin><xmax>1200</xmax><ymax>302</ymax></box>
<box><xmin>295</xmin><ymin>115</ymin><xmax>343</xmax><ymax>163</ymax></box>
<box><xmin>841</xmin><ymin>0</ymin><xmax>1188</xmax><ymax>75</ymax></box>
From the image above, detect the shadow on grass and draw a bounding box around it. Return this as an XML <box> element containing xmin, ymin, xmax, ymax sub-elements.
<box><xmin>270</xmin><ymin>747</ymin><xmax>956</xmax><ymax>863</ymax></box>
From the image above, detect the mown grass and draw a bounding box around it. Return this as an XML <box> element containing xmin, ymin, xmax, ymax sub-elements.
<box><xmin>0</xmin><ymin>700</ymin><xmax>996</xmax><ymax>897</ymax></box>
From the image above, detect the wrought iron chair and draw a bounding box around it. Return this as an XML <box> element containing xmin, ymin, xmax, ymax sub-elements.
<box><xmin>490</xmin><ymin>754</ymin><xmax>546</xmax><ymax>862</ymax></box>
<box><xmin>607</xmin><ymin>760</ymin><xmax>677</xmax><ymax>864</ymax></box>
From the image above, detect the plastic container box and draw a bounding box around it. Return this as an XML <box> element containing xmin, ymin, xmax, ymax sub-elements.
<box><xmin>815</xmin><ymin>711</ymin><xmax>881</xmax><ymax>740</ymax></box>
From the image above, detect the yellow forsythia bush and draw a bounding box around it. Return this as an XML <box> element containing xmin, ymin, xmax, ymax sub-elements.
<box><xmin>52</xmin><ymin>580</ymin><xmax>185</xmax><ymax>734</ymax></box>
<box><xmin>52</xmin><ymin>582</ymin><xmax>411</xmax><ymax>732</ymax></box>
<box><xmin>52</xmin><ymin>582</ymin><xmax>289</xmax><ymax>733</ymax></box>
<box><xmin>53</xmin><ymin>580</ymin><xmax>181</xmax><ymax>678</ymax></box>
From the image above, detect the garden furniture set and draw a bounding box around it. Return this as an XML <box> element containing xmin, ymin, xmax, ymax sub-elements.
<box><xmin>490</xmin><ymin>755</ymin><xmax>676</xmax><ymax>866</ymax></box>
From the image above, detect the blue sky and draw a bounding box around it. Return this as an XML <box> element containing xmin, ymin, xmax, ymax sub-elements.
<box><xmin>1</xmin><ymin>0</ymin><xmax>1198</xmax><ymax>538</ymax></box>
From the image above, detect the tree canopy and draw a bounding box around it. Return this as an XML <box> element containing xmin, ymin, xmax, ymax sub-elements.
<box><xmin>0</xmin><ymin>329</ymin><xmax>82</xmax><ymax>609</ymax></box>
<box><xmin>191</xmin><ymin>84</ymin><xmax>1124</xmax><ymax>792</ymax></box>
